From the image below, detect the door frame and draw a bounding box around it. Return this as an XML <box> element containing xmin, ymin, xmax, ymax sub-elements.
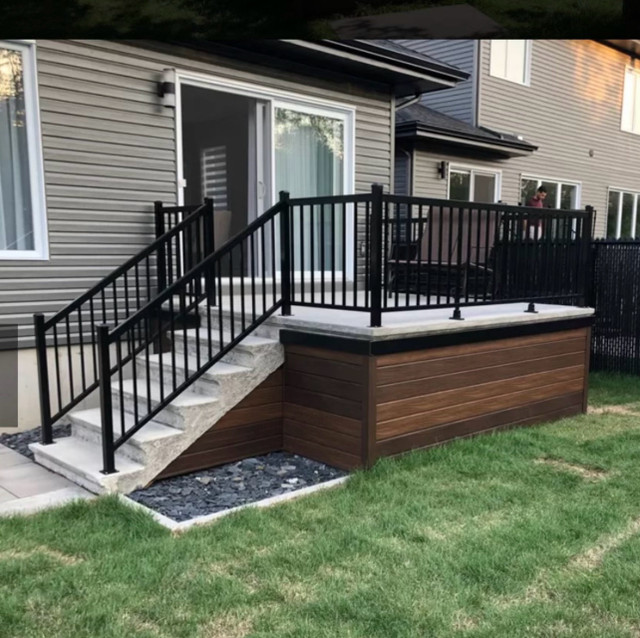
<box><xmin>174</xmin><ymin>68</ymin><xmax>356</xmax><ymax>279</ymax></box>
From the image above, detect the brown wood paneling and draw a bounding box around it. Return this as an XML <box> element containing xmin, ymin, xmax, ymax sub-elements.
<box><xmin>282</xmin><ymin>434</ymin><xmax>361</xmax><ymax>471</ymax></box>
<box><xmin>286</xmin><ymin>353</ymin><xmax>364</xmax><ymax>383</ymax></box>
<box><xmin>377</xmin><ymin>351</ymin><xmax>585</xmax><ymax>403</ymax></box>
<box><xmin>377</xmin><ymin>366</ymin><xmax>584</xmax><ymax>424</ymax></box>
<box><xmin>154</xmin><ymin>369</ymin><xmax>283</xmax><ymax>480</ymax></box>
<box><xmin>283</xmin><ymin>344</ymin><xmax>365</xmax><ymax>470</ymax></box>
<box><xmin>378</xmin><ymin>377</ymin><xmax>585</xmax><ymax>440</ymax></box>
<box><xmin>283</xmin><ymin>403</ymin><xmax>361</xmax><ymax>437</ymax></box>
<box><xmin>582</xmin><ymin>327</ymin><xmax>591</xmax><ymax>413</ymax></box>
<box><xmin>377</xmin><ymin>392</ymin><xmax>584</xmax><ymax>457</ymax></box>
<box><xmin>376</xmin><ymin>328</ymin><xmax>588</xmax><ymax>368</ymax></box>
<box><xmin>377</xmin><ymin>337</ymin><xmax>586</xmax><ymax>385</ymax></box>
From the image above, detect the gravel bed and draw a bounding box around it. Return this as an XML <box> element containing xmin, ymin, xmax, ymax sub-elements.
<box><xmin>129</xmin><ymin>452</ymin><xmax>347</xmax><ymax>522</ymax></box>
<box><xmin>0</xmin><ymin>424</ymin><xmax>71</xmax><ymax>460</ymax></box>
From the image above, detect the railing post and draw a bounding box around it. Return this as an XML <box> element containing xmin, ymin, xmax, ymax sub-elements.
<box><xmin>369</xmin><ymin>184</ymin><xmax>383</xmax><ymax>327</ymax></box>
<box><xmin>34</xmin><ymin>313</ymin><xmax>53</xmax><ymax>445</ymax></box>
<box><xmin>280</xmin><ymin>191</ymin><xmax>292</xmax><ymax>316</ymax></box>
<box><xmin>450</xmin><ymin>206</ymin><xmax>464</xmax><ymax>321</ymax></box>
<box><xmin>582</xmin><ymin>206</ymin><xmax>595</xmax><ymax>307</ymax></box>
<box><xmin>203</xmin><ymin>197</ymin><xmax>216</xmax><ymax>306</ymax></box>
<box><xmin>154</xmin><ymin>201</ymin><xmax>167</xmax><ymax>296</ymax></box>
<box><xmin>97</xmin><ymin>324</ymin><xmax>116</xmax><ymax>475</ymax></box>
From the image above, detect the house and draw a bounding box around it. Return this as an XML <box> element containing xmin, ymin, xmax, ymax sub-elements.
<box><xmin>0</xmin><ymin>38</ymin><xmax>467</xmax><ymax>430</ymax></box>
<box><xmin>393</xmin><ymin>39</ymin><xmax>640</xmax><ymax>240</ymax></box>
<box><xmin>1</xmin><ymin>39</ymin><xmax>594</xmax><ymax>493</ymax></box>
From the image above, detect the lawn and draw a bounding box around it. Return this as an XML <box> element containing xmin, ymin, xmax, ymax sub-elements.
<box><xmin>2</xmin><ymin>373</ymin><xmax>640</xmax><ymax>638</ymax></box>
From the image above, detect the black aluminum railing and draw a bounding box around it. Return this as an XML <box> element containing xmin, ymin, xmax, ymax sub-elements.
<box><xmin>97</xmin><ymin>200</ymin><xmax>283</xmax><ymax>473</ymax></box>
<box><xmin>34</xmin><ymin>201</ymin><xmax>215</xmax><ymax>446</ymax></box>
<box><xmin>34</xmin><ymin>185</ymin><xmax>594</xmax><ymax>472</ymax></box>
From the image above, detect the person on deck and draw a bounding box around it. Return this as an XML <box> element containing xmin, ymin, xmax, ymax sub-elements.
<box><xmin>526</xmin><ymin>185</ymin><xmax>547</xmax><ymax>238</ymax></box>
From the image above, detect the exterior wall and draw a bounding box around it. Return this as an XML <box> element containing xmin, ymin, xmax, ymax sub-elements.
<box><xmin>411</xmin><ymin>146</ymin><xmax>512</xmax><ymax>200</ymax></box>
<box><xmin>2</xmin><ymin>39</ymin><xmax>394</xmax><ymax>348</ymax></box>
<box><xmin>397</xmin><ymin>40</ymin><xmax>477</xmax><ymax>124</ymax></box>
<box><xmin>283</xmin><ymin>345</ymin><xmax>365</xmax><ymax>470</ymax></box>
<box><xmin>477</xmin><ymin>39</ymin><xmax>640</xmax><ymax>237</ymax></box>
<box><xmin>375</xmin><ymin>326</ymin><xmax>589</xmax><ymax>457</ymax></box>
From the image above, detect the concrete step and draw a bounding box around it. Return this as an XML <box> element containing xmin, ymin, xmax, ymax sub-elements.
<box><xmin>70</xmin><ymin>408</ymin><xmax>182</xmax><ymax>464</ymax></box>
<box><xmin>194</xmin><ymin>304</ymin><xmax>282</xmax><ymax>340</ymax></box>
<box><xmin>139</xmin><ymin>354</ymin><xmax>252</xmax><ymax>397</ymax></box>
<box><xmin>30</xmin><ymin>437</ymin><xmax>146</xmax><ymax>495</ymax></box>
<box><xmin>172</xmin><ymin>329</ymin><xmax>280</xmax><ymax>367</ymax></box>
<box><xmin>111</xmin><ymin>378</ymin><xmax>222</xmax><ymax>429</ymax></box>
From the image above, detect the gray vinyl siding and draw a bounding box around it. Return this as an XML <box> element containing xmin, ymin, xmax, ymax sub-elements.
<box><xmin>477</xmin><ymin>39</ymin><xmax>640</xmax><ymax>237</ymax></box>
<box><xmin>396</xmin><ymin>40</ymin><xmax>476</xmax><ymax>124</ymax></box>
<box><xmin>411</xmin><ymin>147</ymin><xmax>511</xmax><ymax>200</ymax></box>
<box><xmin>2</xmin><ymin>40</ymin><xmax>393</xmax><ymax>346</ymax></box>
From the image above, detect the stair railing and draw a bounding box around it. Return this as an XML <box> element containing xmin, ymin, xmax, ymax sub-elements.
<box><xmin>34</xmin><ymin>200</ymin><xmax>215</xmax><ymax>446</ymax></box>
<box><xmin>97</xmin><ymin>197</ymin><xmax>287</xmax><ymax>473</ymax></box>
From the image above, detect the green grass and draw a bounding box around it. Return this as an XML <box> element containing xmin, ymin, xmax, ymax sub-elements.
<box><xmin>588</xmin><ymin>372</ymin><xmax>640</xmax><ymax>408</ymax></box>
<box><xmin>2</xmin><ymin>373</ymin><xmax>640</xmax><ymax>638</ymax></box>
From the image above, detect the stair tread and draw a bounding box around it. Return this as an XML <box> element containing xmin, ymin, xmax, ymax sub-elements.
<box><xmin>143</xmin><ymin>355</ymin><xmax>252</xmax><ymax>378</ymax></box>
<box><xmin>114</xmin><ymin>378</ymin><xmax>218</xmax><ymax>407</ymax></box>
<box><xmin>31</xmin><ymin>437</ymin><xmax>143</xmax><ymax>477</ymax></box>
<box><xmin>175</xmin><ymin>329</ymin><xmax>278</xmax><ymax>347</ymax></box>
<box><xmin>70</xmin><ymin>408</ymin><xmax>181</xmax><ymax>443</ymax></box>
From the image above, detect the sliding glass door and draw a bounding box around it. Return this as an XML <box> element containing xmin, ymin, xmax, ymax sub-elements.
<box><xmin>273</xmin><ymin>102</ymin><xmax>349</xmax><ymax>275</ymax></box>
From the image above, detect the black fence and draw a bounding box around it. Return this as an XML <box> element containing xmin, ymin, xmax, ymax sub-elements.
<box><xmin>589</xmin><ymin>240</ymin><xmax>640</xmax><ymax>374</ymax></box>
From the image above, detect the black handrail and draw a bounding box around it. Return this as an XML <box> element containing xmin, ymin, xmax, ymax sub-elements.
<box><xmin>34</xmin><ymin>201</ymin><xmax>214</xmax><ymax>445</ymax></box>
<box><xmin>98</xmin><ymin>199</ymin><xmax>285</xmax><ymax>473</ymax></box>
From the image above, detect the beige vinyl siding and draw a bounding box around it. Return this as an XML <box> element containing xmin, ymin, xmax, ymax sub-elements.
<box><xmin>477</xmin><ymin>39</ymin><xmax>640</xmax><ymax>237</ymax></box>
<box><xmin>397</xmin><ymin>40</ymin><xmax>476</xmax><ymax>124</ymax></box>
<box><xmin>2</xmin><ymin>40</ymin><xmax>393</xmax><ymax>346</ymax></box>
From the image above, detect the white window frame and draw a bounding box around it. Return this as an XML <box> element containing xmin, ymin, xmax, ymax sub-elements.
<box><xmin>174</xmin><ymin>69</ymin><xmax>356</xmax><ymax>280</ymax></box>
<box><xmin>489</xmin><ymin>40</ymin><xmax>532</xmax><ymax>86</ymax></box>
<box><xmin>447</xmin><ymin>164</ymin><xmax>502</xmax><ymax>203</ymax></box>
<box><xmin>621</xmin><ymin>66</ymin><xmax>640</xmax><ymax>135</ymax></box>
<box><xmin>0</xmin><ymin>40</ymin><xmax>48</xmax><ymax>260</ymax></box>
<box><xmin>520</xmin><ymin>174</ymin><xmax>582</xmax><ymax>209</ymax></box>
<box><xmin>607</xmin><ymin>187</ymin><xmax>640</xmax><ymax>238</ymax></box>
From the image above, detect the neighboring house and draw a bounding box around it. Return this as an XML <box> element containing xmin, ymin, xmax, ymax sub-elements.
<box><xmin>0</xmin><ymin>38</ymin><xmax>468</xmax><ymax>429</ymax></box>
<box><xmin>393</xmin><ymin>39</ymin><xmax>640</xmax><ymax>239</ymax></box>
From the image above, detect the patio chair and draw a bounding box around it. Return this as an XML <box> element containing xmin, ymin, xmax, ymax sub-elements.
<box><xmin>385</xmin><ymin>205</ymin><xmax>499</xmax><ymax>301</ymax></box>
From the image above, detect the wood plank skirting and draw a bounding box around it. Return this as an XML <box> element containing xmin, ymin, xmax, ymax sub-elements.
<box><xmin>157</xmin><ymin>317</ymin><xmax>593</xmax><ymax>478</ymax></box>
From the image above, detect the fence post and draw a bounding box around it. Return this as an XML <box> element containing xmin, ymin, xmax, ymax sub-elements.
<box><xmin>582</xmin><ymin>206</ymin><xmax>595</xmax><ymax>308</ymax></box>
<box><xmin>97</xmin><ymin>324</ymin><xmax>116</xmax><ymax>475</ymax></box>
<box><xmin>203</xmin><ymin>197</ymin><xmax>216</xmax><ymax>305</ymax></box>
<box><xmin>34</xmin><ymin>313</ymin><xmax>53</xmax><ymax>445</ymax></box>
<box><xmin>369</xmin><ymin>184</ymin><xmax>384</xmax><ymax>327</ymax></box>
<box><xmin>154</xmin><ymin>201</ymin><xmax>167</xmax><ymax>296</ymax></box>
<box><xmin>279</xmin><ymin>191</ymin><xmax>292</xmax><ymax>316</ymax></box>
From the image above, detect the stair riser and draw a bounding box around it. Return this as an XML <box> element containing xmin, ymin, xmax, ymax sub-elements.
<box><xmin>112</xmin><ymin>393</ymin><xmax>186</xmax><ymax>430</ymax></box>
<box><xmin>71</xmin><ymin>421</ymin><xmax>146</xmax><ymax>464</ymax></box>
<box><xmin>172</xmin><ymin>336</ymin><xmax>258</xmax><ymax>368</ymax></box>
<box><xmin>138</xmin><ymin>359</ymin><xmax>222</xmax><ymax>398</ymax></box>
<box><xmin>31</xmin><ymin>449</ymin><xmax>105</xmax><ymax>495</ymax></box>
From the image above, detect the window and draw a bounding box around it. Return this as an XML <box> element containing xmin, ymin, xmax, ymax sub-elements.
<box><xmin>490</xmin><ymin>40</ymin><xmax>531</xmax><ymax>85</ymax></box>
<box><xmin>0</xmin><ymin>41</ymin><xmax>47</xmax><ymax>260</ymax></box>
<box><xmin>621</xmin><ymin>67</ymin><xmax>640</xmax><ymax>135</ymax></box>
<box><xmin>520</xmin><ymin>177</ymin><xmax>580</xmax><ymax>209</ymax></box>
<box><xmin>448</xmin><ymin>166</ymin><xmax>500</xmax><ymax>203</ymax></box>
<box><xmin>607</xmin><ymin>189</ymin><xmax>640</xmax><ymax>238</ymax></box>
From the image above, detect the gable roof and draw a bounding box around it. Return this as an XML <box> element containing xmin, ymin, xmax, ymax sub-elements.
<box><xmin>396</xmin><ymin>103</ymin><xmax>538</xmax><ymax>157</ymax></box>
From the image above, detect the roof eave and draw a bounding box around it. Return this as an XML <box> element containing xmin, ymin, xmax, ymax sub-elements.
<box><xmin>396</xmin><ymin>123</ymin><xmax>538</xmax><ymax>157</ymax></box>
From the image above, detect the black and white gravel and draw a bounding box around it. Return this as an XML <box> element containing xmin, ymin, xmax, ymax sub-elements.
<box><xmin>128</xmin><ymin>452</ymin><xmax>347</xmax><ymax>522</ymax></box>
<box><xmin>0</xmin><ymin>424</ymin><xmax>71</xmax><ymax>460</ymax></box>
